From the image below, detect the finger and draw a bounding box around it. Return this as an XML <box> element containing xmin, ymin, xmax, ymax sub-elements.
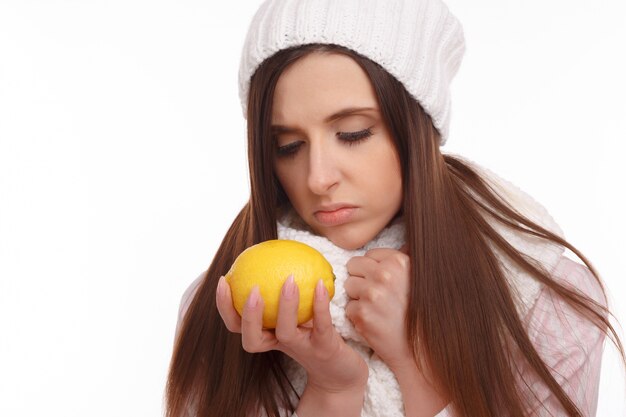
<box><xmin>311</xmin><ymin>279</ymin><xmax>334</xmax><ymax>340</ymax></box>
<box><xmin>346</xmin><ymin>255</ymin><xmax>378</xmax><ymax>277</ymax></box>
<box><xmin>343</xmin><ymin>274</ymin><xmax>367</xmax><ymax>300</ymax></box>
<box><xmin>240</xmin><ymin>286</ymin><xmax>279</xmax><ymax>352</ymax></box>
<box><xmin>215</xmin><ymin>275</ymin><xmax>242</xmax><ymax>333</ymax></box>
<box><xmin>365</xmin><ymin>247</ymin><xmax>410</xmax><ymax>269</ymax></box>
<box><xmin>275</xmin><ymin>274</ymin><xmax>300</xmax><ymax>344</ymax></box>
<box><xmin>363</xmin><ymin>247</ymin><xmax>401</xmax><ymax>261</ymax></box>
<box><xmin>345</xmin><ymin>298</ymin><xmax>362</xmax><ymax>330</ymax></box>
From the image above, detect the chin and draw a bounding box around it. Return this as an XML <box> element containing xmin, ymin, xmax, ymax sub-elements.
<box><xmin>330</xmin><ymin>239</ymin><xmax>363</xmax><ymax>251</ymax></box>
<box><xmin>325</xmin><ymin>228</ymin><xmax>373</xmax><ymax>251</ymax></box>
<box><xmin>307</xmin><ymin>215</ymin><xmax>381</xmax><ymax>251</ymax></box>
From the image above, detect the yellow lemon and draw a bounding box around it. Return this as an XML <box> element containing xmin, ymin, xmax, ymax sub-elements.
<box><xmin>225</xmin><ymin>239</ymin><xmax>335</xmax><ymax>329</ymax></box>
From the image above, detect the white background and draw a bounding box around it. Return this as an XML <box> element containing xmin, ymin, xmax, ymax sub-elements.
<box><xmin>0</xmin><ymin>0</ymin><xmax>624</xmax><ymax>416</ymax></box>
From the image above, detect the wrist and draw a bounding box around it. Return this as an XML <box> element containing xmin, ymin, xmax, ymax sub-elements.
<box><xmin>296</xmin><ymin>381</ymin><xmax>366</xmax><ymax>417</ymax></box>
<box><xmin>305</xmin><ymin>343</ymin><xmax>369</xmax><ymax>394</ymax></box>
<box><xmin>391</xmin><ymin>358</ymin><xmax>450</xmax><ymax>417</ymax></box>
<box><xmin>386</xmin><ymin>355</ymin><xmax>418</xmax><ymax>378</ymax></box>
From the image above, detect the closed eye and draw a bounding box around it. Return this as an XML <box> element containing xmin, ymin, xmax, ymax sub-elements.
<box><xmin>275</xmin><ymin>127</ymin><xmax>374</xmax><ymax>159</ymax></box>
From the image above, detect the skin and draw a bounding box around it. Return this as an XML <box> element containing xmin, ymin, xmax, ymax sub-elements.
<box><xmin>216</xmin><ymin>52</ymin><xmax>448</xmax><ymax>416</ymax></box>
<box><xmin>271</xmin><ymin>52</ymin><xmax>403</xmax><ymax>252</ymax></box>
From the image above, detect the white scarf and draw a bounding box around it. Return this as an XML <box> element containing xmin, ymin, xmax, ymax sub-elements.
<box><xmin>276</xmin><ymin>153</ymin><xmax>566</xmax><ymax>417</ymax></box>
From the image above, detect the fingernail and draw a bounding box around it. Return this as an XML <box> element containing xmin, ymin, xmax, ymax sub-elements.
<box><xmin>246</xmin><ymin>285</ymin><xmax>260</xmax><ymax>308</ymax></box>
<box><xmin>282</xmin><ymin>274</ymin><xmax>296</xmax><ymax>299</ymax></box>
<box><xmin>315</xmin><ymin>279</ymin><xmax>326</xmax><ymax>301</ymax></box>
<box><xmin>217</xmin><ymin>276</ymin><xmax>225</xmax><ymax>298</ymax></box>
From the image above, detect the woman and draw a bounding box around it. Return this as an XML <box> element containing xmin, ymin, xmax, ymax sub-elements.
<box><xmin>165</xmin><ymin>0</ymin><xmax>625</xmax><ymax>416</ymax></box>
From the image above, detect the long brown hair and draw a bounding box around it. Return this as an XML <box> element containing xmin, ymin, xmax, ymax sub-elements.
<box><xmin>164</xmin><ymin>43</ymin><xmax>625</xmax><ymax>417</ymax></box>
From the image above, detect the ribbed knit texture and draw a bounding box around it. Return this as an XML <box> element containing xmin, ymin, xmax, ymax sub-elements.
<box><xmin>237</xmin><ymin>0</ymin><xmax>466</xmax><ymax>146</ymax></box>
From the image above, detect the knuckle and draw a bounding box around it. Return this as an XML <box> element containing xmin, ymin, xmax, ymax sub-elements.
<box><xmin>366</xmin><ymin>288</ymin><xmax>381</xmax><ymax>303</ymax></box>
<box><xmin>394</xmin><ymin>253</ymin><xmax>409</xmax><ymax>269</ymax></box>
<box><xmin>346</xmin><ymin>257</ymin><xmax>354</xmax><ymax>271</ymax></box>
<box><xmin>223</xmin><ymin>321</ymin><xmax>237</xmax><ymax>333</ymax></box>
<box><xmin>351</xmin><ymin>315</ymin><xmax>362</xmax><ymax>328</ymax></box>
<box><xmin>241</xmin><ymin>314</ymin><xmax>256</xmax><ymax>329</ymax></box>
<box><xmin>353</xmin><ymin>321</ymin><xmax>363</xmax><ymax>335</ymax></box>
<box><xmin>376</xmin><ymin>270</ymin><xmax>392</xmax><ymax>284</ymax></box>
<box><xmin>345</xmin><ymin>299</ymin><xmax>354</xmax><ymax>315</ymax></box>
<box><xmin>315</xmin><ymin>319</ymin><xmax>330</xmax><ymax>335</ymax></box>
<box><xmin>345</xmin><ymin>300</ymin><xmax>360</xmax><ymax>321</ymax></box>
<box><xmin>217</xmin><ymin>312</ymin><xmax>239</xmax><ymax>333</ymax></box>
<box><xmin>274</xmin><ymin>329</ymin><xmax>295</xmax><ymax>344</ymax></box>
<box><xmin>241</xmin><ymin>311</ymin><xmax>253</xmax><ymax>324</ymax></box>
<box><xmin>241</xmin><ymin>339</ymin><xmax>258</xmax><ymax>353</ymax></box>
<box><xmin>348</xmin><ymin>310</ymin><xmax>365</xmax><ymax>333</ymax></box>
<box><xmin>314</xmin><ymin>305</ymin><xmax>329</xmax><ymax>323</ymax></box>
<box><xmin>343</xmin><ymin>277</ymin><xmax>353</xmax><ymax>294</ymax></box>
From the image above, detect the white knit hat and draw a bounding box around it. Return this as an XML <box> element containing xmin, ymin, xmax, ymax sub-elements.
<box><xmin>237</xmin><ymin>0</ymin><xmax>466</xmax><ymax>146</ymax></box>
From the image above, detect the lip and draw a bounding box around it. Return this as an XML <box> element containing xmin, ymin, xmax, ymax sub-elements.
<box><xmin>314</xmin><ymin>203</ymin><xmax>357</xmax><ymax>213</ymax></box>
<box><xmin>314</xmin><ymin>205</ymin><xmax>358</xmax><ymax>226</ymax></box>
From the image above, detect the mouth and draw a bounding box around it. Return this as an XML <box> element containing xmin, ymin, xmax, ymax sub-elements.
<box><xmin>314</xmin><ymin>203</ymin><xmax>357</xmax><ymax>214</ymax></box>
<box><xmin>313</xmin><ymin>206</ymin><xmax>357</xmax><ymax>226</ymax></box>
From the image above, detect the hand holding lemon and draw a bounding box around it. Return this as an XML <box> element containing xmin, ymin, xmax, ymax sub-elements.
<box><xmin>224</xmin><ymin>239</ymin><xmax>335</xmax><ymax>329</ymax></box>
<box><xmin>215</xmin><ymin>239</ymin><xmax>369</xmax><ymax>395</ymax></box>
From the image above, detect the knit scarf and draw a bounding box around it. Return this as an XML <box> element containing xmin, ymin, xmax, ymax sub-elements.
<box><xmin>275</xmin><ymin>153</ymin><xmax>566</xmax><ymax>417</ymax></box>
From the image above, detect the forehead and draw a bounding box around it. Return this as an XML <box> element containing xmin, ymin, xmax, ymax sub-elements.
<box><xmin>271</xmin><ymin>52</ymin><xmax>379</xmax><ymax>125</ymax></box>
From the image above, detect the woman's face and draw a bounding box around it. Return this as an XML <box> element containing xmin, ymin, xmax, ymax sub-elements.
<box><xmin>271</xmin><ymin>52</ymin><xmax>403</xmax><ymax>250</ymax></box>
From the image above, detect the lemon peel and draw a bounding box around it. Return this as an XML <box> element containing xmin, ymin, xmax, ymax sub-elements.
<box><xmin>225</xmin><ymin>239</ymin><xmax>335</xmax><ymax>328</ymax></box>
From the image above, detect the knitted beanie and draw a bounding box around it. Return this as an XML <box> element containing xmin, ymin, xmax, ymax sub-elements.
<box><xmin>237</xmin><ymin>0</ymin><xmax>466</xmax><ymax>146</ymax></box>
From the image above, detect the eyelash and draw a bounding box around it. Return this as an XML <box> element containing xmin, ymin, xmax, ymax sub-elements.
<box><xmin>275</xmin><ymin>127</ymin><xmax>374</xmax><ymax>158</ymax></box>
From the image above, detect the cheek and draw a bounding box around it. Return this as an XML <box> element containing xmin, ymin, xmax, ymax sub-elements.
<box><xmin>274</xmin><ymin>164</ymin><xmax>304</xmax><ymax>201</ymax></box>
<box><xmin>274</xmin><ymin>160</ymin><xmax>293</xmax><ymax>186</ymax></box>
<box><xmin>362</xmin><ymin>149</ymin><xmax>402</xmax><ymax>193</ymax></box>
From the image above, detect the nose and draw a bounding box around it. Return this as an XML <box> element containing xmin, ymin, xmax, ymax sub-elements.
<box><xmin>307</xmin><ymin>137</ymin><xmax>340</xmax><ymax>195</ymax></box>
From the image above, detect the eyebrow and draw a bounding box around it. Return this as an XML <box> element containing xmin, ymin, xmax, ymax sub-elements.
<box><xmin>270</xmin><ymin>106</ymin><xmax>378</xmax><ymax>134</ymax></box>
